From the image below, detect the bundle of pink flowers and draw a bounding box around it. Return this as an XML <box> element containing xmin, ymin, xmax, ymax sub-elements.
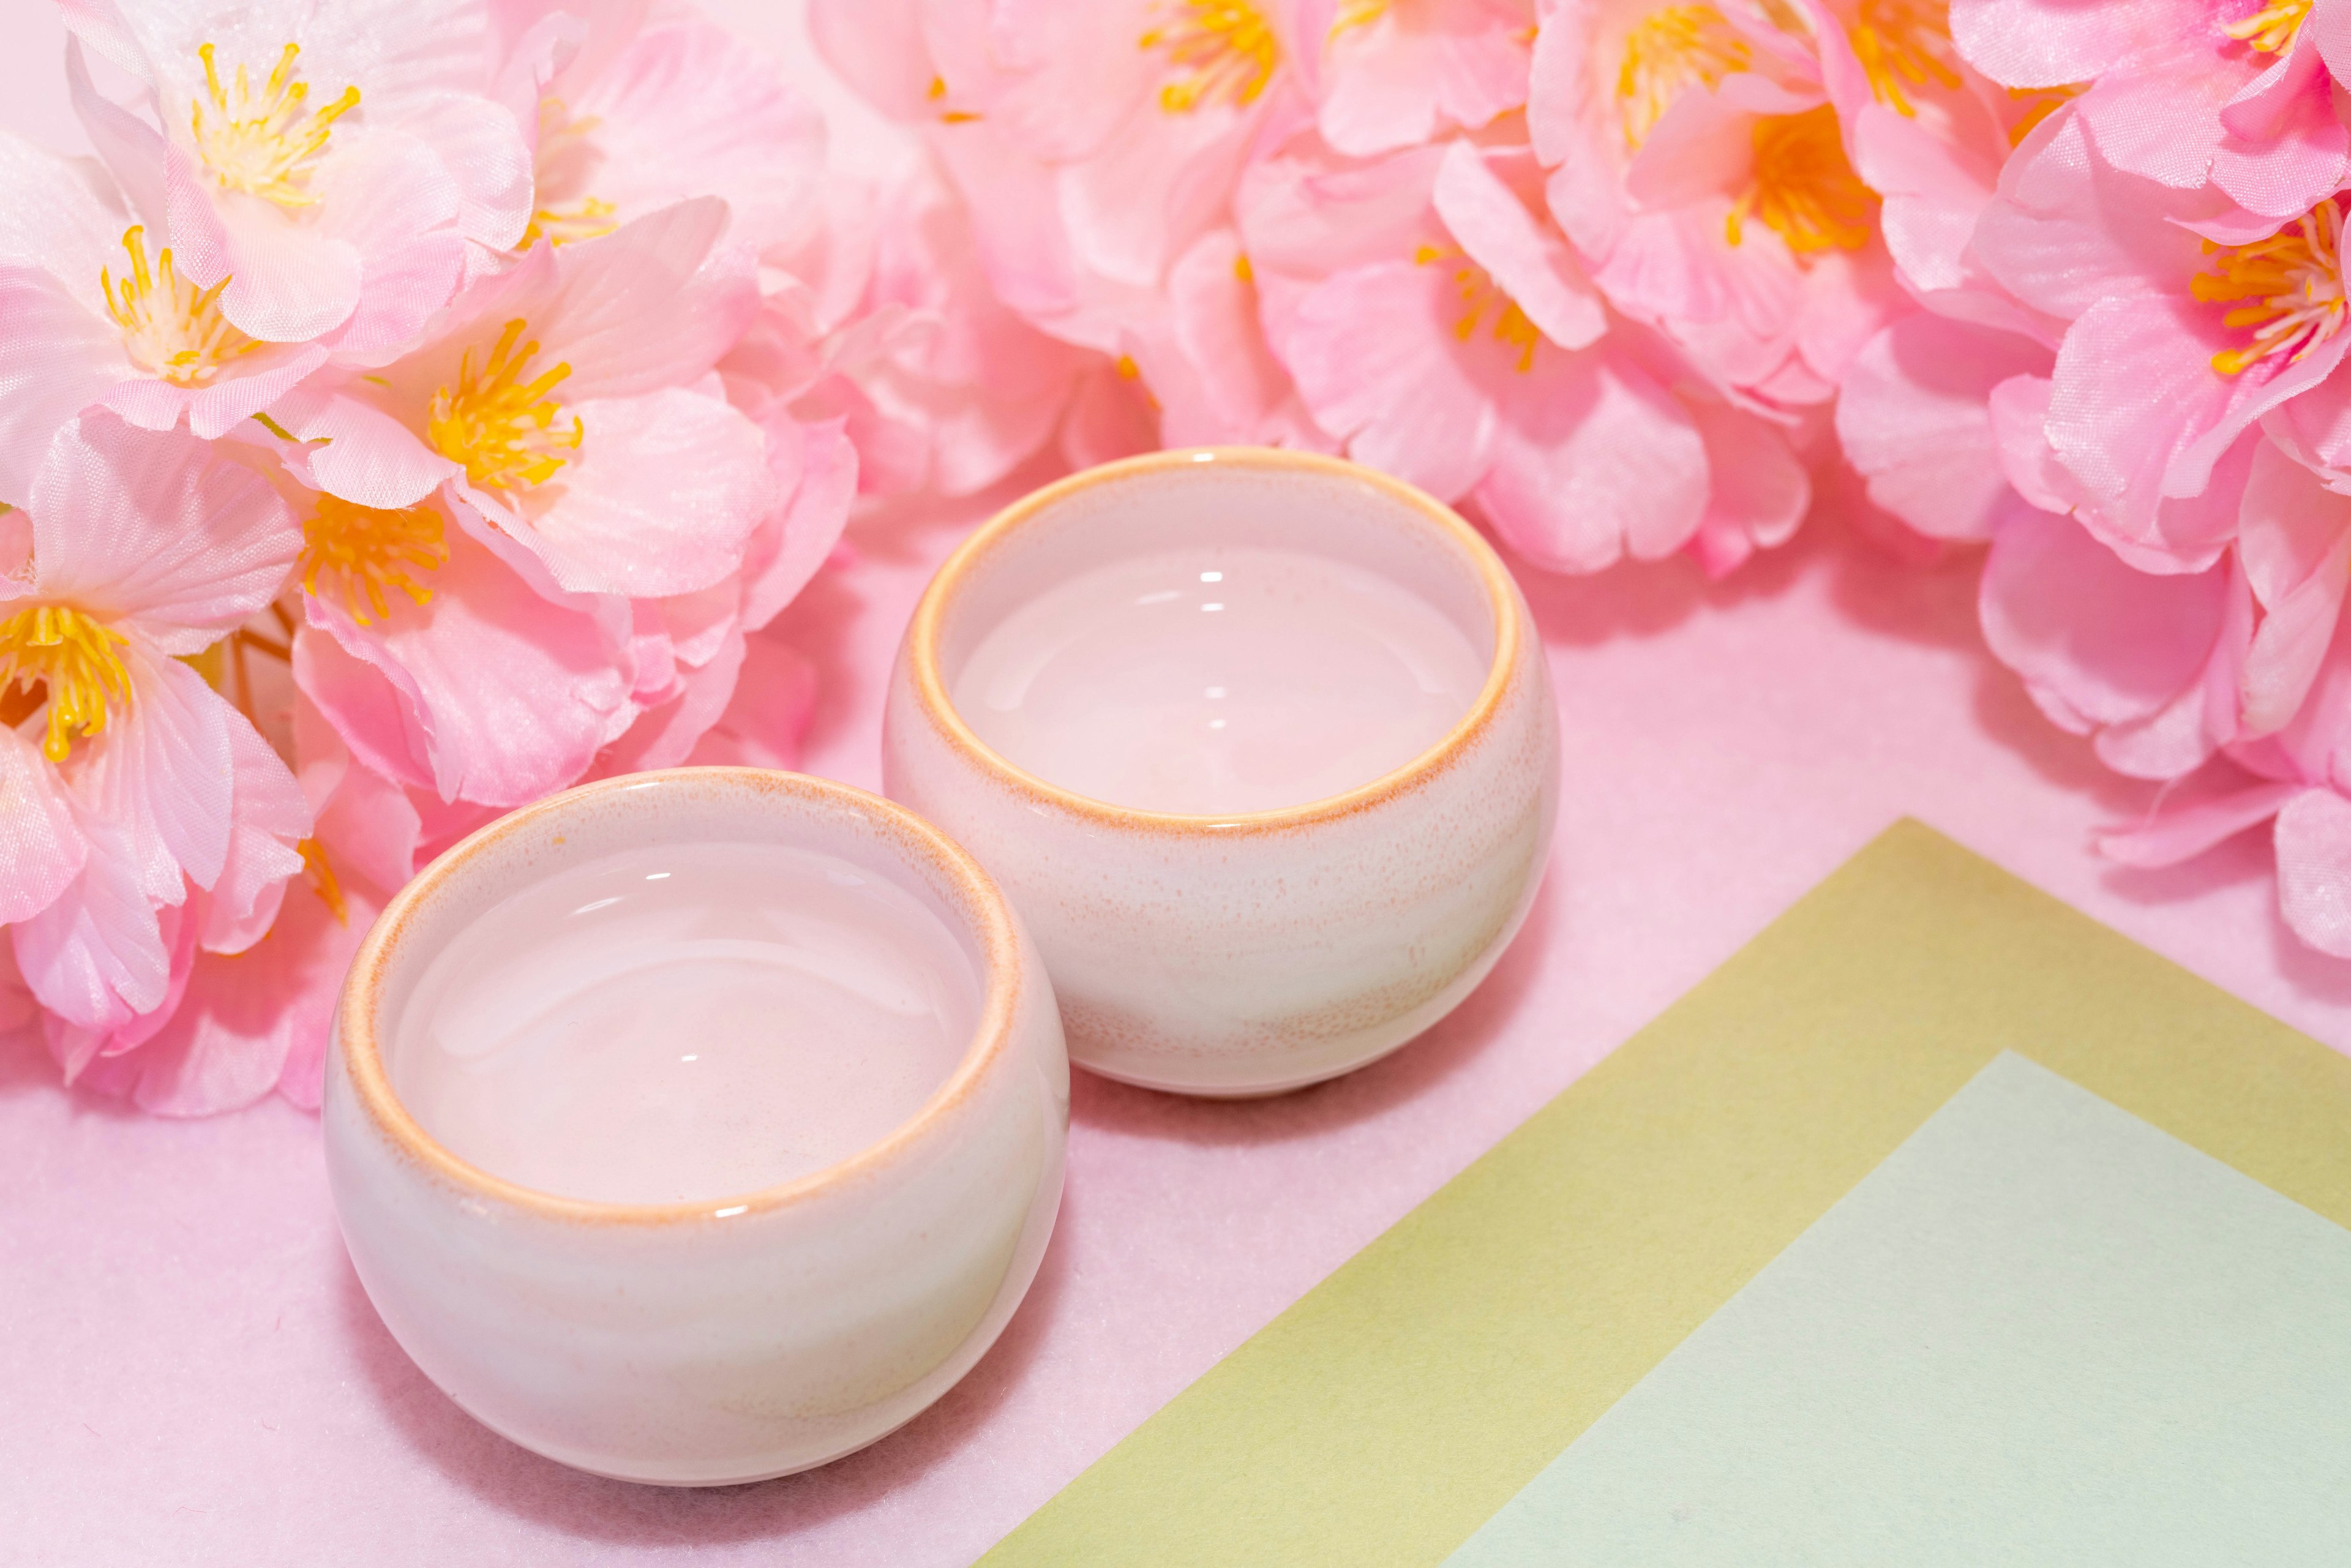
<box><xmin>0</xmin><ymin>0</ymin><xmax>1059</xmax><ymax>1113</ymax></box>
<box><xmin>814</xmin><ymin>0</ymin><xmax>2351</xmax><ymax>961</ymax></box>
<box><xmin>21</xmin><ymin>0</ymin><xmax>2351</xmax><ymax>1118</ymax></box>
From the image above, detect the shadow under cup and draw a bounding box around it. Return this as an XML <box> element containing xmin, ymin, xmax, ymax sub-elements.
<box><xmin>885</xmin><ymin>448</ymin><xmax>1561</xmax><ymax>1096</ymax></box>
<box><xmin>323</xmin><ymin>769</ymin><xmax>1070</xmax><ymax>1486</ymax></box>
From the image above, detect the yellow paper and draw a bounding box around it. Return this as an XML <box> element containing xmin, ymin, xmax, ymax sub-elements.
<box><xmin>982</xmin><ymin>820</ymin><xmax>2351</xmax><ymax>1565</ymax></box>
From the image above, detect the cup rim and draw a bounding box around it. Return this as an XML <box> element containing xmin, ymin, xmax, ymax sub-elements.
<box><xmin>334</xmin><ymin>767</ymin><xmax>1026</xmax><ymax>1226</ymax></box>
<box><xmin>904</xmin><ymin>446</ymin><xmax>1523</xmax><ymax>833</ymax></box>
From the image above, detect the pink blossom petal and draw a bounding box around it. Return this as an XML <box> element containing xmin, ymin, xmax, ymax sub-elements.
<box><xmin>198</xmin><ymin>708</ymin><xmax>309</xmax><ymax>956</ymax></box>
<box><xmin>77</xmin><ymin>648</ymin><xmax>235</xmax><ymax>901</ymax></box>
<box><xmin>2274</xmin><ymin>786</ymin><xmax>2351</xmax><ymax>955</ymax></box>
<box><xmin>0</xmin><ymin>263</ymin><xmax>129</xmax><ymax>504</ymax></box>
<box><xmin>2097</xmin><ymin>778</ymin><xmax>2304</xmax><ymax>866</ymax></box>
<box><xmin>12</xmin><ymin>812</ymin><xmax>166</xmax><ymax>1033</ymax></box>
<box><xmin>560</xmin><ymin>19</ymin><xmax>827</xmax><ymax>257</ymax></box>
<box><xmin>1278</xmin><ymin>258</ymin><xmax>1497</xmax><ymax>501</ymax></box>
<box><xmin>1987</xmin><ymin>372</ymin><xmax>2077</xmax><ymax>514</ymax></box>
<box><xmin>740</xmin><ymin>414</ymin><xmax>855</xmax><ymax>631</ymax></box>
<box><xmin>290</xmin><ymin>626</ymin><xmax>434</xmax><ymax>793</ymax></box>
<box><xmin>28</xmin><ymin>413</ymin><xmax>299</xmax><ymax>647</ymax></box>
<box><xmin>476</xmin><ymin>387</ymin><xmax>771</xmax><ymax>598</ymax></box>
<box><xmin>535</xmin><ymin>197</ymin><xmax>759</xmax><ymax>398</ymax></box>
<box><xmin>1475</xmin><ymin>345</ymin><xmax>1707</xmax><ymax>572</ymax></box>
<box><xmin>689</xmin><ymin>628</ymin><xmax>816</xmax><ymax>772</ymax></box>
<box><xmin>0</xmin><ymin>727</ymin><xmax>88</xmax><ymax>925</ymax></box>
<box><xmin>1981</xmin><ymin>506</ymin><xmax>2232</xmax><ymax>730</ymax></box>
<box><xmin>2236</xmin><ymin>440</ymin><xmax>2351</xmax><ymax>735</ymax></box>
<box><xmin>163</xmin><ymin>143</ymin><xmax>363</xmax><ymax>345</ymax></box>
<box><xmin>1434</xmin><ymin>141</ymin><xmax>1605</xmax><ymax>351</ymax></box>
<box><xmin>1688</xmin><ymin>397</ymin><xmax>1810</xmax><ymax>566</ymax></box>
<box><xmin>1948</xmin><ymin>0</ymin><xmax>2191</xmax><ymax>87</ymax></box>
<box><xmin>65</xmin><ymin>39</ymin><xmax>165</xmax><ymax>227</ymax></box>
<box><xmin>278</xmin><ymin>383</ymin><xmax>459</xmax><ymax>511</ymax></box>
<box><xmin>1319</xmin><ymin>0</ymin><xmax>1531</xmax><ymax>157</ymax></box>
<box><xmin>306</xmin><ymin>523</ymin><xmax>634</xmax><ymax>808</ymax></box>
<box><xmin>1839</xmin><ymin>315</ymin><xmax>2053</xmax><ymax>541</ymax></box>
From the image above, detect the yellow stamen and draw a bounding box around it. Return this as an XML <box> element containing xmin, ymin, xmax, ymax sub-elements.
<box><xmin>1850</xmin><ymin>0</ymin><xmax>1960</xmax><ymax>118</ymax></box>
<box><xmin>298</xmin><ymin>838</ymin><xmax>348</xmax><ymax>926</ymax></box>
<box><xmin>426</xmin><ymin>319</ymin><xmax>583</xmax><ymax>490</ymax></box>
<box><xmin>2223</xmin><ymin>0</ymin><xmax>2313</xmax><ymax>54</ymax></box>
<box><xmin>1142</xmin><ymin>0</ymin><xmax>1280</xmax><ymax>113</ymax></box>
<box><xmin>1726</xmin><ymin>107</ymin><xmax>1877</xmax><ymax>256</ymax></box>
<box><xmin>523</xmin><ymin>99</ymin><xmax>620</xmax><ymax>248</ymax></box>
<box><xmin>2005</xmin><ymin>82</ymin><xmax>2083</xmax><ymax>146</ymax></box>
<box><xmin>0</xmin><ymin>605</ymin><xmax>131</xmax><ymax>763</ymax></box>
<box><xmin>1417</xmin><ymin>246</ymin><xmax>1543</xmax><ymax>373</ymax></box>
<box><xmin>1233</xmin><ymin>252</ymin><xmax>1255</xmax><ymax>283</ymax></box>
<box><xmin>2194</xmin><ymin>200</ymin><xmax>2348</xmax><ymax>375</ymax></box>
<box><xmin>299</xmin><ymin>496</ymin><xmax>448</xmax><ymax>626</ymax></box>
<box><xmin>100</xmin><ymin>226</ymin><xmax>257</xmax><ymax>386</ymax></box>
<box><xmin>191</xmin><ymin>42</ymin><xmax>359</xmax><ymax>207</ymax></box>
<box><xmin>1616</xmin><ymin>6</ymin><xmax>1752</xmax><ymax>150</ymax></box>
<box><xmin>1330</xmin><ymin>0</ymin><xmax>1388</xmax><ymax>37</ymax></box>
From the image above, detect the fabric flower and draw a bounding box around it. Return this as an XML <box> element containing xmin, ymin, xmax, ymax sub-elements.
<box><xmin>59</xmin><ymin>0</ymin><xmax>533</xmax><ymax>348</ymax></box>
<box><xmin>497</xmin><ymin>0</ymin><xmax>829</xmax><ymax>259</ymax></box>
<box><xmin>0</xmin><ymin>132</ymin><xmax>326</xmax><ymax>503</ymax></box>
<box><xmin>276</xmin><ymin>197</ymin><xmax>769</xmax><ymax>599</ymax></box>
<box><xmin>1527</xmin><ymin>0</ymin><xmax>1900</xmax><ymax>405</ymax></box>
<box><xmin>0</xmin><ymin>413</ymin><xmax>307</xmax><ymax>1075</ymax></box>
<box><xmin>1242</xmin><ymin>130</ymin><xmax>1809</xmax><ymax>572</ymax></box>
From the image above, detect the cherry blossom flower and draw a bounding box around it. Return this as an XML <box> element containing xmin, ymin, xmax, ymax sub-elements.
<box><xmin>1318</xmin><ymin>0</ymin><xmax>1537</xmax><ymax>158</ymax></box>
<box><xmin>274</xmin><ymin>197</ymin><xmax>770</xmax><ymax>599</ymax></box>
<box><xmin>1528</xmin><ymin>0</ymin><xmax>1900</xmax><ymax>405</ymax></box>
<box><xmin>59</xmin><ymin>0</ymin><xmax>533</xmax><ymax>348</ymax></box>
<box><xmin>1971</xmin><ymin>110</ymin><xmax>2347</xmax><ymax>563</ymax></box>
<box><xmin>0</xmin><ymin>132</ymin><xmax>326</xmax><ymax>501</ymax></box>
<box><xmin>1242</xmin><ymin>130</ymin><xmax>1809</xmax><ymax>571</ymax></box>
<box><xmin>496</xmin><ymin>0</ymin><xmax>829</xmax><ymax>259</ymax></box>
<box><xmin>0</xmin><ymin>413</ymin><xmax>307</xmax><ymax>1077</ymax></box>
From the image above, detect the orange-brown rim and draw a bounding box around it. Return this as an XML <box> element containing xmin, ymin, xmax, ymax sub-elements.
<box><xmin>906</xmin><ymin>446</ymin><xmax>1523</xmax><ymax>834</ymax></box>
<box><xmin>335</xmin><ymin>767</ymin><xmax>1024</xmax><ymax>1226</ymax></box>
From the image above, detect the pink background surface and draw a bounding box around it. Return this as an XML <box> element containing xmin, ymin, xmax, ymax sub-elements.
<box><xmin>7</xmin><ymin>6</ymin><xmax>2350</xmax><ymax>1562</ymax></box>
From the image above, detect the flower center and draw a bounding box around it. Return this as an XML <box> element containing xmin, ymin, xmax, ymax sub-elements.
<box><xmin>191</xmin><ymin>42</ymin><xmax>359</xmax><ymax>208</ymax></box>
<box><xmin>299</xmin><ymin>838</ymin><xmax>348</xmax><ymax>924</ymax></box>
<box><xmin>2223</xmin><ymin>0</ymin><xmax>2312</xmax><ymax>54</ymax></box>
<box><xmin>1141</xmin><ymin>0</ymin><xmax>1280</xmax><ymax>113</ymax></box>
<box><xmin>300</xmin><ymin>496</ymin><xmax>448</xmax><ymax>626</ymax></box>
<box><xmin>427</xmin><ymin>320</ymin><xmax>583</xmax><ymax>490</ymax></box>
<box><xmin>0</xmin><ymin>605</ymin><xmax>130</xmax><ymax>763</ymax></box>
<box><xmin>1850</xmin><ymin>0</ymin><xmax>1960</xmax><ymax>117</ymax></box>
<box><xmin>100</xmin><ymin>225</ymin><xmax>256</xmax><ymax>387</ymax></box>
<box><xmin>1726</xmin><ymin>107</ymin><xmax>1877</xmax><ymax>256</ymax></box>
<box><xmin>522</xmin><ymin>99</ymin><xmax>620</xmax><ymax>249</ymax></box>
<box><xmin>1417</xmin><ymin>246</ymin><xmax>1543</xmax><ymax>373</ymax></box>
<box><xmin>2194</xmin><ymin>200</ymin><xmax>2348</xmax><ymax>375</ymax></box>
<box><xmin>1616</xmin><ymin>7</ymin><xmax>1752</xmax><ymax>151</ymax></box>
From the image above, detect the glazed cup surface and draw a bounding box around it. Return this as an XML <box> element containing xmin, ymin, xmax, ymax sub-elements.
<box><xmin>323</xmin><ymin>768</ymin><xmax>1069</xmax><ymax>1485</ymax></box>
<box><xmin>883</xmin><ymin>448</ymin><xmax>1559</xmax><ymax>1096</ymax></box>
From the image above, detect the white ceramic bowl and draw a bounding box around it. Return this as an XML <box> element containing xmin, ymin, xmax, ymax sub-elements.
<box><xmin>883</xmin><ymin>448</ymin><xmax>1558</xmax><ymax>1096</ymax></box>
<box><xmin>323</xmin><ymin>768</ymin><xmax>1069</xmax><ymax>1485</ymax></box>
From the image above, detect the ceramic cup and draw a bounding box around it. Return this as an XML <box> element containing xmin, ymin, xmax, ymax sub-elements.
<box><xmin>884</xmin><ymin>448</ymin><xmax>1558</xmax><ymax>1096</ymax></box>
<box><xmin>323</xmin><ymin>768</ymin><xmax>1069</xmax><ymax>1485</ymax></box>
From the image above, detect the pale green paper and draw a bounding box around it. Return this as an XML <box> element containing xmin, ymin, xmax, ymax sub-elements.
<box><xmin>1445</xmin><ymin>1052</ymin><xmax>2351</xmax><ymax>1564</ymax></box>
<box><xmin>982</xmin><ymin>822</ymin><xmax>2351</xmax><ymax>1566</ymax></box>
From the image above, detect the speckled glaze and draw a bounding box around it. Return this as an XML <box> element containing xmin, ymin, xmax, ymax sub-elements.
<box><xmin>323</xmin><ymin>769</ymin><xmax>1069</xmax><ymax>1485</ymax></box>
<box><xmin>884</xmin><ymin>448</ymin><xmax>1559</xmax><ymax>1096</ymax></box>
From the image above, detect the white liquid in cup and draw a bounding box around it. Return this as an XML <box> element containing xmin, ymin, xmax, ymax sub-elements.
<box><xmin>951</xmin><ymin>545</ymin><xmax>1488</xmax><ymax>815</ymax></box>
<box><xmin>391</xmin><ymin>841</ymin><xmax>981</xmax><ymax>1204</ymax></box>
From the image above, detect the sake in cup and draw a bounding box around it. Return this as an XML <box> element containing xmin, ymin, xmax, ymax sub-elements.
<box><xmin>323</xmin><ymin>768</ymin><xmax>1068</xmax><ymax>1485</ymax></box>
<box><xmin>883</xmin><ymin>448</ymin><xmax>1558</xmax><ymax>1097</ymax></box>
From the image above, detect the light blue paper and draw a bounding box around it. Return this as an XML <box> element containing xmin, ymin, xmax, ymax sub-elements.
<box><xmin>1447</xmin><ymin>1052</ymin><xmax>2351</xmax><ymax>1566</ymax></box>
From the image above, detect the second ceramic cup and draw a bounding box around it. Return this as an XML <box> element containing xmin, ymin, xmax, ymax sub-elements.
<box><xmin>884</xmin><ymin>448</ymin><xmax>1558</xmax><ymax>1096</ymax></box>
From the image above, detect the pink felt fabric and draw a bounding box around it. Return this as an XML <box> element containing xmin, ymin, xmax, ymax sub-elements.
<box><xmin>7</xmin><ymin>4</ymin><xmax>2351</xmax><ymax>1563</ymax></box>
